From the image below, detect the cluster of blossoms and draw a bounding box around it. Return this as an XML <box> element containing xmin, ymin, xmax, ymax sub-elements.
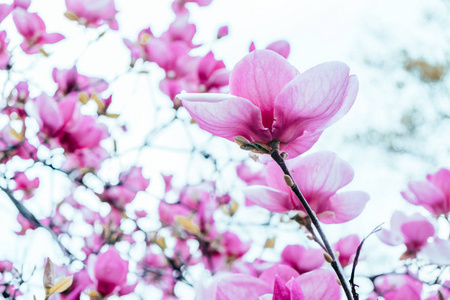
<box><xmin>0</xmin><ymin>0</ymin><xmax>449</xmax><ymax>299</ymax></box>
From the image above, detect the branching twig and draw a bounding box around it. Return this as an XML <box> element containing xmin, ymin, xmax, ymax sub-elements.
<box><xmin>349</xmin><ymin>223</ymin><xmax>383</xmax><ymax>299</ymax></box>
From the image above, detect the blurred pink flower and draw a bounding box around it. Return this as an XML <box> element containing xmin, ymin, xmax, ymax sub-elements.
<box><xmin>198</xmin><ymin>265</ymin><xmax>340</xmax><ymax>300</ymax></box>
<box><xmin>12</xmin><ymin>9</ymin><xmax>64</xmax><ymax>54</ymax></box>
<box><xmin>373</xmin><ymin>274</ymin><xmax>422</xmax><ymax>300</ymax></box>
<box><xmin>280</xmin><ymin>245</ymin><xmax>323</xmax><ymax>274</ymax></box>
<box><xmin>12</xmin><ymin>172</ymin><xmax>39</xmax><ymax>200</ymax></box>
<box><xmin>402</xmin><ymin>168</ymin><xmax>450</xmax><ymax>216</ymax></box>
<box><xmin>243</xmin><ymin>151</ymin><xmax>369</xmax><ymax>223</ymax></box>
<box><xmin>378</xmin><ymin>211</ymin><xmax>435</xmax><ymax>259</ymax></box>
<box><xmin>93</xmin><ymin>247</ymin><xmax>130</xmax><ymax>296</ymax></box>
<box><xmin>65</xmin><ymin>0</ymin><xmax>118</xmax><ymax>30</ymax></box>
<box><xmin>52</xmin><ymin>66</ymin><xmax>108</xmax><ymax>97</ymax></box>
<box><xmin>333</xmin><ymin>234</ymin><xmax>361</xmax><ymax>268</ymax></box>
<box><xmin>217</xmin><ymin>25</ymin><xmax>228</xmax><ymax>39</ymax></box>
<box><xmin>178</xmin><ymin>50</ymin><xmax>358</xmax><ymax>158</ymax></box>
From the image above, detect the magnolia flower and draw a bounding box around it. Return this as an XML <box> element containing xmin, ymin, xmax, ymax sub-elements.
<box><xmin>65</xmin><ymin>0</ymin><xmax>119</xmax><ymax>30</ymax></box>
<box><xmin>280</xmin><ymin>245</ymin><xmax>323</xmax><ymax>274</ymax></box>
<box><xmin>197</xmin><ymin>265</ymin><xmax>341</xmax><ymax>300</ymax></box>
<box><xmin>177</xmin><ymin>50</ymin><xmax>358</xmax><ymax>158</ymax></box>
<box><xmin>12</xmin><ymin>9</ymin><xmax>64</xmax><ymax>54</ymax></box>
<box><xmin>243</xmin><ymin>151</ymin><xmax>369</xmax><ymax>223</ymax></box>
<box><xmin>378</xmin><ymin>211</ymin><xmax>435</xmax><ymax>259</ymax></box>
<box><xmin>333</xmin><ymin>234</ymin><xmax>361</xmax><ymax>268</ymax></box>
<box><xmin>401</xmin><ymin>168</ymin><xmax>450</xmax><ymax>216</ymax></box>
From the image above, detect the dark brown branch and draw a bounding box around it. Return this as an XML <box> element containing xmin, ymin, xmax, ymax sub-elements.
<box><xmin>270</xmin><ymin>141</ymin><xmax>353</xmax><ymax>300</ymax></box>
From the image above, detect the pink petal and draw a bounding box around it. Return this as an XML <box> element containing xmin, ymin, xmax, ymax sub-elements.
<box><xmin>179</xmin><ymin>93</ymin><xmax>272</xmax><ymax>143</ymax></box>
<box><xmin>242</xmin><ymin>186</ymin><xmax>293</xmax><ymax>213</ymax></box>
<box><xmin>279</xmin><ymin>130</ymin><xmax>322</xmax><ymax>158</ymax></box>
<box><xmin>296</xmin><ymin>269</ymin><xmax>341</xmax><ymax>300</ymax></box>
<box><xmin>214</xmin><ymin>274</ymin><xmax>271</xmax><ymax>299</ymax></box>
<box><xmin>290</xmin><ymin>151</ymin><xmax>355</xmax><ymax>199</ymax></box>
<box><xmin>422</xmin><ymin>239</ymin><xmax>450</xmax><ymax>265</ymax></box>
<box><xmin>42</xmin><ymin>32</ymin><xmax>65</xmax><ymax>44</ymax></box>
<box><xmin>287</xmin><ymin>279</ymin><xmax>305</xmax><ymax>300</ymax></box>
<box><xmin>230</xmin><ymin>50</ymin><xmax>298</xmax><ymax>130</ymax></box>
<box><xmin>272</xmin><ymin>62</ymin><xmax>358</xmax><ymax>143</ymax></box>
<box><xmin>320</xmin><ymin>191</ymin><xmax>369</xmax><ymax>224</ymax></box>
<box><xmin>400</xmin><ymin>220</ymin><xmax>435</xmax><ymax>248</ymax></box>
<box><xmin>259</xmin><ymin>264</ymin><xmax>300</xmax><ymax>286</ymax></box>
<box><xmin>273</xmin><ymin>276</ymin><xmax>291</xmax><ymax>300</ymax></box>
<box><xmin>266</xmin><ymin>40</ymin><xmax>290</xmax><ymax>59</ymax></box>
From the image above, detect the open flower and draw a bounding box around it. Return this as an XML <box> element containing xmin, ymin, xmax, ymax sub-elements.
<box><xmin>177</xmin><ymin>50</ymin><xmax>358</xmax><ymax>158</ymax></box>
<box><xmin>401</xmin><ymin>168</ymin><xmax>450</xmax><ymax>216</ymax></box>
<box><xmin>243</xmin><ymin>151</ymin><xmax>369</xmax><ymax>223</ymax></box>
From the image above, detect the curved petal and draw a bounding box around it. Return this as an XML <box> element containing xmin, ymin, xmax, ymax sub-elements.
<box><xmin>242</xmin><ymin>186</ymin><xmax>293</xmax><ymax>213</ymax></box>
<box><xmin>214</xmin><ymin>274</ymin><xmax>271</xmax><ymax>300</ymax></box>
<box><xmin>179</xmin><ymin>93</ymin><xmax>272</xmax><ymax>143</ymax></box>
<box><xmin>272</xmin><ymin>62</ymin><xmax>358</xmax><ymax>143</ymax></box>
<box><xmin>296</xmin><ymin>269</ymin><xmax>341</xmax><ymax>300</ymax></box>
<box><xmin>289</xmin><ymin>152</ymin><xmax>355</xmax><ymax>200</ymax></box>
<box><xmin>266</xmin><ymin>40</ymin><xmax>290</xmax><ymax>59</ymax></box>
<box><xmin>320</xmin><ymin>191</ymin><xmax>369</xmax><ymax>224</ymax></box>
<box><xmin>259</xmin><ymin>264</ymin><xmax>300</xmax><ymax>286</ymax></box>
<box><xmin>230</xmin><ymin>50</ymin><xmax>298</xmax><ymax>130</ymax></box>
<box><xmin>279</xmin><ymin>130</ymin><xmax>322</xmax><ymax>159</ymax></box>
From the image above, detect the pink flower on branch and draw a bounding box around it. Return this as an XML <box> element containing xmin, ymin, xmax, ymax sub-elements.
<box><xmin>177</xmin><ymin>50</ymin><xmax>358</xmax><ymax>158</ymax></box>
<box><xmin>401</xmin><ymin>168</ymin><xmax>450</xmax><ymax>216</ymax></box>
<box><xmin>65</xmin><ymin>0</ymin><xmax>119</xmax><ymax>30</ymax></box>
<box><xmin>243</xmin><ymin>151</ymin><xmax>369</xmax><ymax>223</ymax></box>
<box><xmin>378</xmin><ymin>211</ymin><xmax>435</xmax><ymax>259</ymax></box>
<box><xmin>12</xmin><ymin>9</ymin><xmax>64</xmax><ymax>54</ymax></box>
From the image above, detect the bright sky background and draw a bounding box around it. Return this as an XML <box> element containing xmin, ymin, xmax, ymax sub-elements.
<box><xmin>1</xmin><ymin>0</ymin><xmax>449</xmax><ymax>298</ymax></box>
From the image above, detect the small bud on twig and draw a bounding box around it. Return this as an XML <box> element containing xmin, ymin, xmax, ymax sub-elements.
<box><xmin>337</xmin><ymin>279</ymin><xmax>342</xmax><ymax>286</ymax></box>
<box><xmin>307</xmin><ymin>235</ymin><xmax>314</xmax><ymax>241</ymax></box>
<box><xmin>281</xmin><ymin>152</ymin><xmax>288</xmax><ymax>159</ymax></box>
<box><xmin>323</xmin><ymin>252</ymin><xmax>334</xmax><ymax>264</ymax></box>
<box><xmin>283</xmin><ymin>174</ymin><xmax>294</xmax><ymax>187</ymax></box>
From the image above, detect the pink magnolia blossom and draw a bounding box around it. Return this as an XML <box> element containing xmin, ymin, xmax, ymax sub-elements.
<box><xmin>93</xmin><ymin>247</ymin><xmax>131</xmax><ymax>297</ymax></box>
<box><xmin>198</xmin><ymin>265</ymin><xmax>341</xmax><ymax>300</ymax></box>
<box><xmin>0</xmin><ymin>0</ymin><xmax>30</xmax><ymax>23</ymax></box>
<box><xmin>52</xmin><ymin>66</ymin><xmax>108</xmax><ymax>97</ymax></box>
<box><xmin>249</xmin><ymin>40</ymin><xmax>291</xmax><ymax>59</ymax></box>
<box><xmin>33</xmin><ymin>94</ymin><xmax>109</xmax><ymax>153</ymax></box>
<box><xmin>65</xmin><ymin>0</ymin><xmax>119</xmax><ymax>30</ymax></box>
<box><xmin>373</xmin><ymin>274</ymin><xmax>422</xmax><ymax>300</ymax></box>
<box><xmin>12</xmin><ymin>9</ymin><xmax>64</xmax><ymax>54</ymax></box>
<box><xmin>195</xmin><ymin>51</ymin><xmax>229</xmax><ymax>93</ymax></box>
<box><xmin>0</xmin><ymin>260</ymin><xmax>13</xmax><ymax>273</ymax></box>
<box><xmin>217</xmin><ymin>25</ymin><xmax>229</xmax><ymax>39</ymax></box>
<box><xmin>0</xmin><ymin>124</ymin><xmax>37</xmax><ymax>163</ymax></box>
<box><xmin>60</xmin><ymin>270</ymin><xmax>93</xmax><ymax>300</ymax></box>
<box><xmin>100</xmin><ymin>167</ymin><xmax>150</xmax><ymax>211</ymax></box>
<box><xmin>333</xmin><ymin>234</ymin><xmax>361</xmax><ymax>268</ymax></box>
<box><xmin>378</xmin><ymin>211</ymin><xmax>435</xmax><ymax>259</ymax></box>
<box><xmin>12</xmin><ymin>172</ymin><xmax>39</xmax><ymax>200</ymax></box>
<box><xmin>177</xmin><ymin>50</ymin><xmax>358</xmax><ymax>158</ymax></box>
<box><xmin>0</xmin><ymin>31</ymin><xmax>10</xmax><ymax>69</ymax></box>
<box><xmin>3</xmin><ymin>81</ymin><xmax>29</xmax><ymax>117</ymax></box>
<box><xmin>401</xmin><ymin>168</ymin><xmax>450</xmax><ymax>216</ymax></box>
<box><xmin>171</xmin><ymin>0</ymin><xmax>213</xmax><ymax>16</ymax></box>
<box><xmin>280</xmin><ymin>245</ymin><xmax>323</xmax><ymax>274</ymax></box>
<box><xmin>243</xmin><ymin>151</ymin><xmax>369</xmax><ymax>223</ymax></box>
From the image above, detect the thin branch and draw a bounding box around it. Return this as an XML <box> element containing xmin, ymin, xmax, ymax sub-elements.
<box><xmin>349</xmin><ymin>223</ymin><xmax>383</xmax><ymax>299</ymax></box>
<box><xmin>0</xmin><ymin>186</ymin><xmax>77</xmax><ymax>262</ymax></box>
<box><xmin>269</xmin><ymin>141</ymin><xmax>353</xmax><ymax>300</ymax></box>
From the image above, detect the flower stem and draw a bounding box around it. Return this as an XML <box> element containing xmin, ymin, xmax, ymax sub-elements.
<box><xmin>269</xmin><ymin>141</ymin><xmax>353</xmax><ymax>300</ymax></box>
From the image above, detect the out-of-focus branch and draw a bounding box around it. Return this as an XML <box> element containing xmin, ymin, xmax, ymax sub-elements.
<box><xmin>0</xmin><ymin>186</ymin><xmax>77</xmax><ymax>262</ymax></box>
